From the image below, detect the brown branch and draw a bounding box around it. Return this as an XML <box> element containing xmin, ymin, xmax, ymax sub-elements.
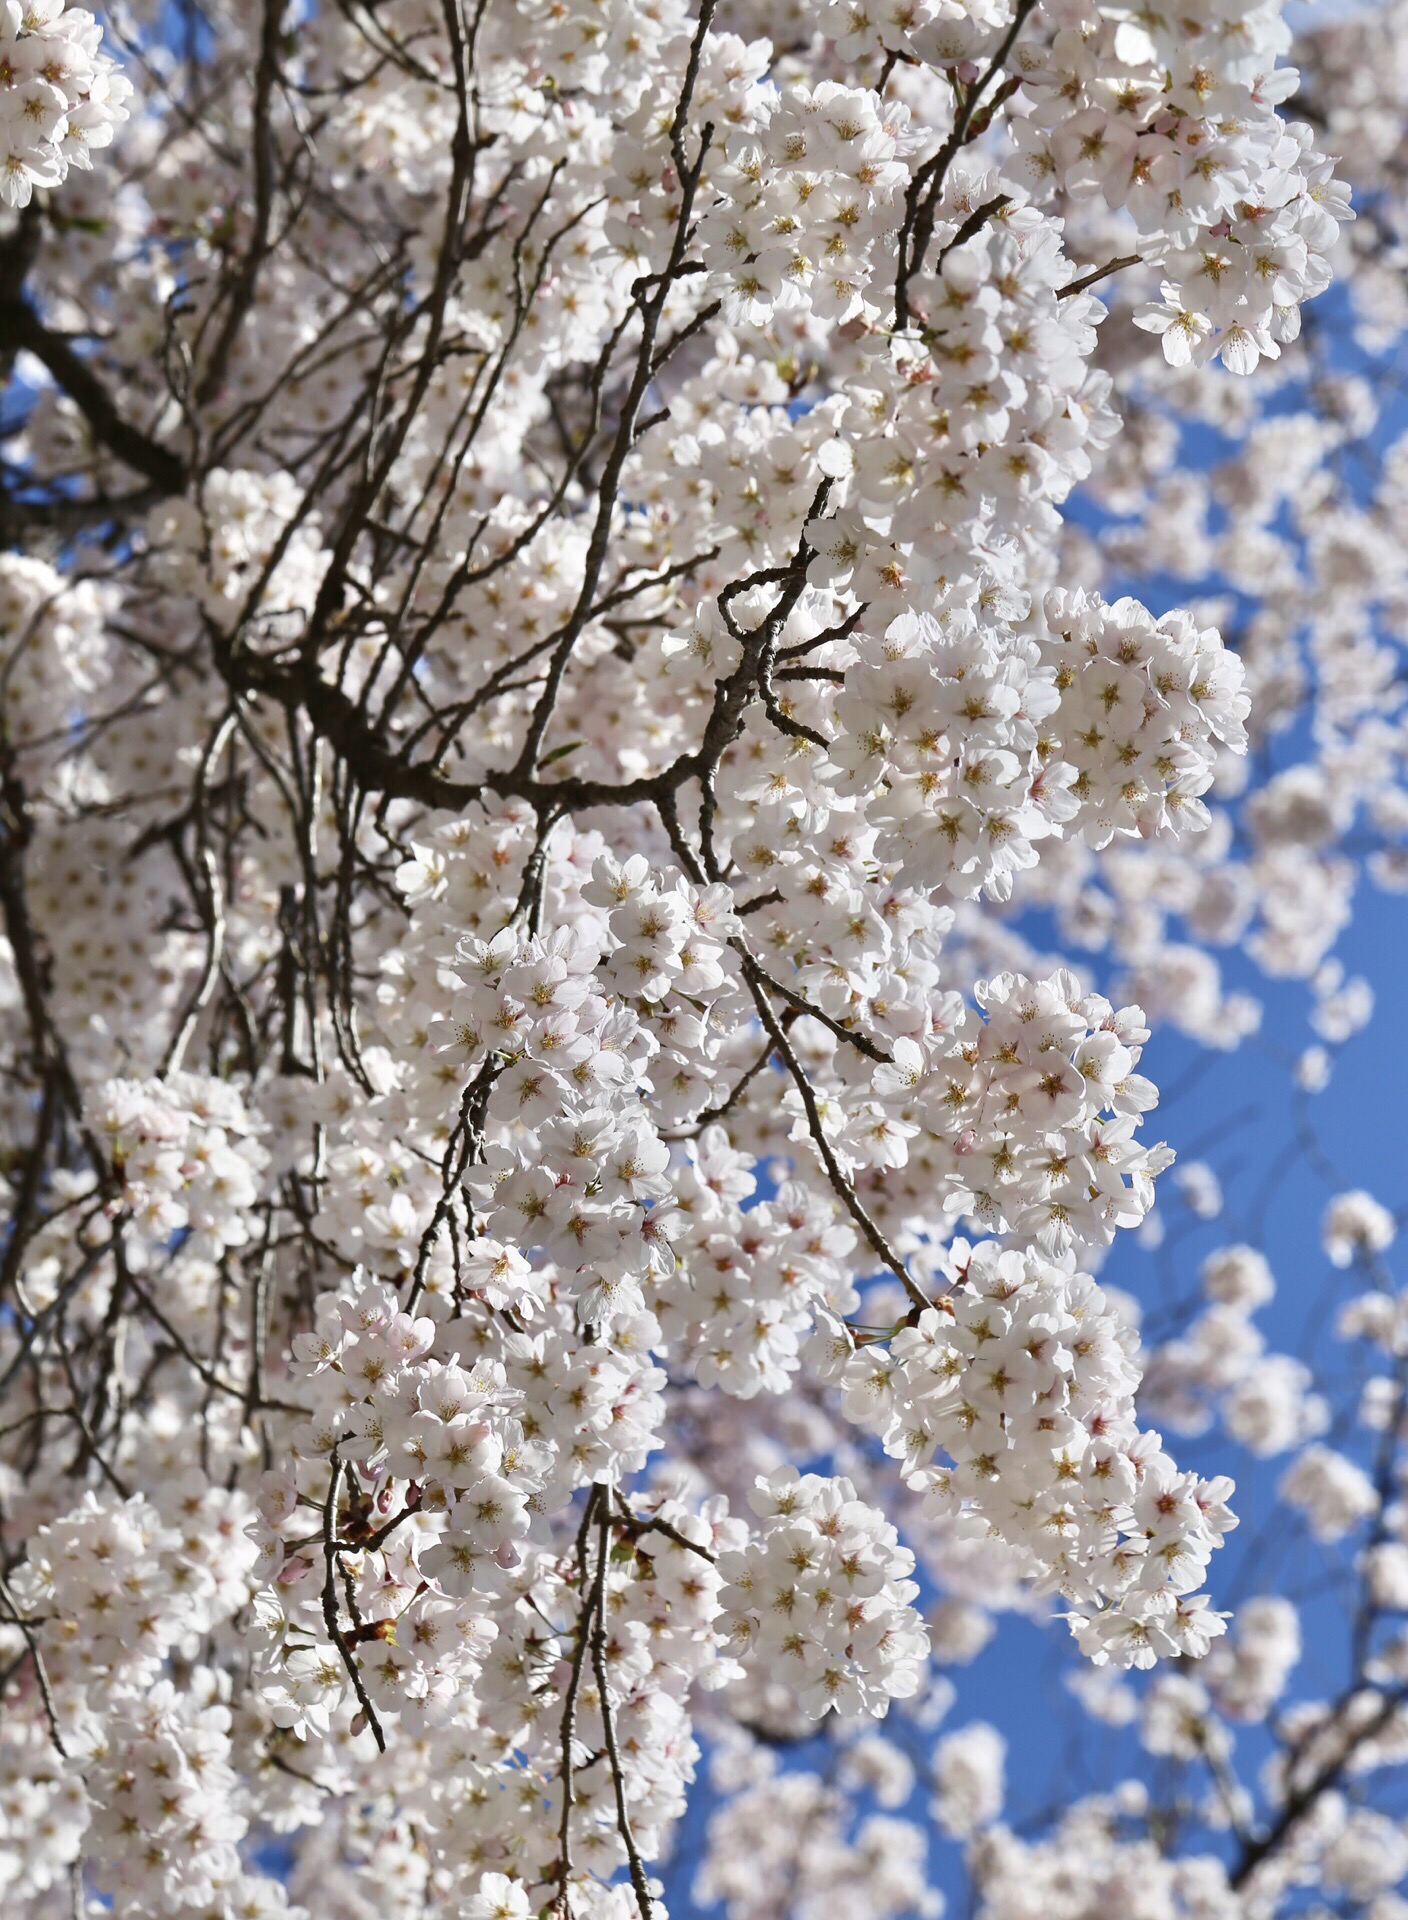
<box><xmin>554</xmin><ymin>1483</ymin><xmax>608</xmax><ymax>1912</ymax></box>
<box><xmin>1231</xmin><ymin>1687</ymin><xmax>1408</xmax><ymax>1888</ymax></box>
<box><xmin>591</xmin><ymin>1496</ymin><xmax>655</xmax><ymax>1920</ymax></box>
<box><xmin>0</xmin><ymin>300</ymin><xmax>186</xmax><ymax>492</ymax></box>
<box><xmin>894</xmin><ymin>1</ymin><xmax>1036</xmax><ymax>328</ymax></box>
<box><xmin>0</xmin><ymin>1571</ymin><xmax>67</xmax><ymax>1757</ymax></box>
<box><xmin>743</xmin><ymin>971</ymin><xmax>930</xmax><ymax>1314</ymax></box>
<box><xmin>319</xmin><ymin>1446</ymin><xmax>387</xmax><ymax>1752</ymax></box>
<box><xmin>1058</xmin><ymin>252</ymin><xmax>1143</xmax><ymax>298</ymax></box>
<box><xmin>193</xmin><ymin>0</ymin><xmax>289</xmax><ymax>407</ymax></box>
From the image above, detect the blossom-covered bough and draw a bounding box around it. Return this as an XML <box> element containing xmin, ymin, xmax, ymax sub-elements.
<box><xmin>2</xmin><ymin>0</ymin><xmax>1408</xmax><ymax>1914</ymax></box>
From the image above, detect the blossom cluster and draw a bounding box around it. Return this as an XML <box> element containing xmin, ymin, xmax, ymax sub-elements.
<box><xmin>0</xmin><ymin>1</ymin><xmax>130</xmax><ymax>207</ymax></box>
<box><xmin>1</xmin><ymin>0</ymin><xmax>1406</xmax><ymax>1916</ymax></box>
<box><xmin>1007</xmin><ymin>0</ymin><xmax>1351</xmax><ymax>373</ymax></box>
<box><xmin>93</xmin><ymin>1072</ymin><xmax>269</xmax><ymax>1268</ymax></box>
<box><xmin>836</xmin><ymin>1239</ymin><xmax>1236</xmax><ymax>1666</ymax></box>
<box><xmin>718</xmin><ymin>1467</ymin><xmax>928</xmax><ymax>1715</ymax></box>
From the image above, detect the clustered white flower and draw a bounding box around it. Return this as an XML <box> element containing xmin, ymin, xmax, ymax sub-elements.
<box><xmin>0</xmin><ymin>553</ymin><xmax>115</xmax><ymax>757</ymax></box>
<box><xmin>1</xmin><ymin>1483</ymin><xmax>268</xmax><ymax>1918</ymax></box>
<box><xmin>1143</xmin><ymin>1244</ymin><xmax>1329</xmax><ymax>1458</ymax></box>
<box><xmin>1322</xmin><ymin>1188</ymin><xmax>1398</xmax><ymax>1269</ymax></box>
<box><xmin>932</xmin><ymin>1719</ymin><xmax>1005</xmax><ymax>1837</ymax></box>
<box><xmin>694</xmin><ymin>1734</ymin><xmax>942</xmax><ymax>1920</ymax></box>
<box><xmin>718</xmin><ymin>1468</ymin><xmax>927</xmax><ymax>1715</ymax></box>
<box><xmin>1010</xmin><ymin>0</ymin><xmax>1349</xmax><ymax>373</ymax></box>
<box><xmin>836</xmin><ymin>1238</ymin><xmax>1235</xmax><ymax>1665</ymax></box>
<box><xmin>968</xmin><ymin>1788</ymin><xmax>1243</xmax><ymax>1920</ymax></box>
<box><xmin>3</xmin><ymin>0</ymin><xmax>1408</xmax><ymax>1915</ymax></box>
<box><xmin>0</xmin><ymin>1</ymin><xmax>130</xmax><ymax>207</ymax></box>
<box><xmin>77</xmin><ymin>1678</ymin><xmax>301</xmax><ymax>1920</ymax></box>
<box><xmin>93</xmin><ymin>1072</ymin><xmax>269</xmax><ymax>1268</ymax></box>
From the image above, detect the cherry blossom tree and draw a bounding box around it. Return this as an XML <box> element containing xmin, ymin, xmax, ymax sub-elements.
<box><xmin>0</xmin><ymin>0</ymin><xmax>1407</xmax><ymax>1915</ymax></box>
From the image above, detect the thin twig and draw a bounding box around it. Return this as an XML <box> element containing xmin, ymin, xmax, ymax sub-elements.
<box><xmin>0</xmin><ymin>1570</ymin><xmax>67</xmax><ymax>1757</ymax></box>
